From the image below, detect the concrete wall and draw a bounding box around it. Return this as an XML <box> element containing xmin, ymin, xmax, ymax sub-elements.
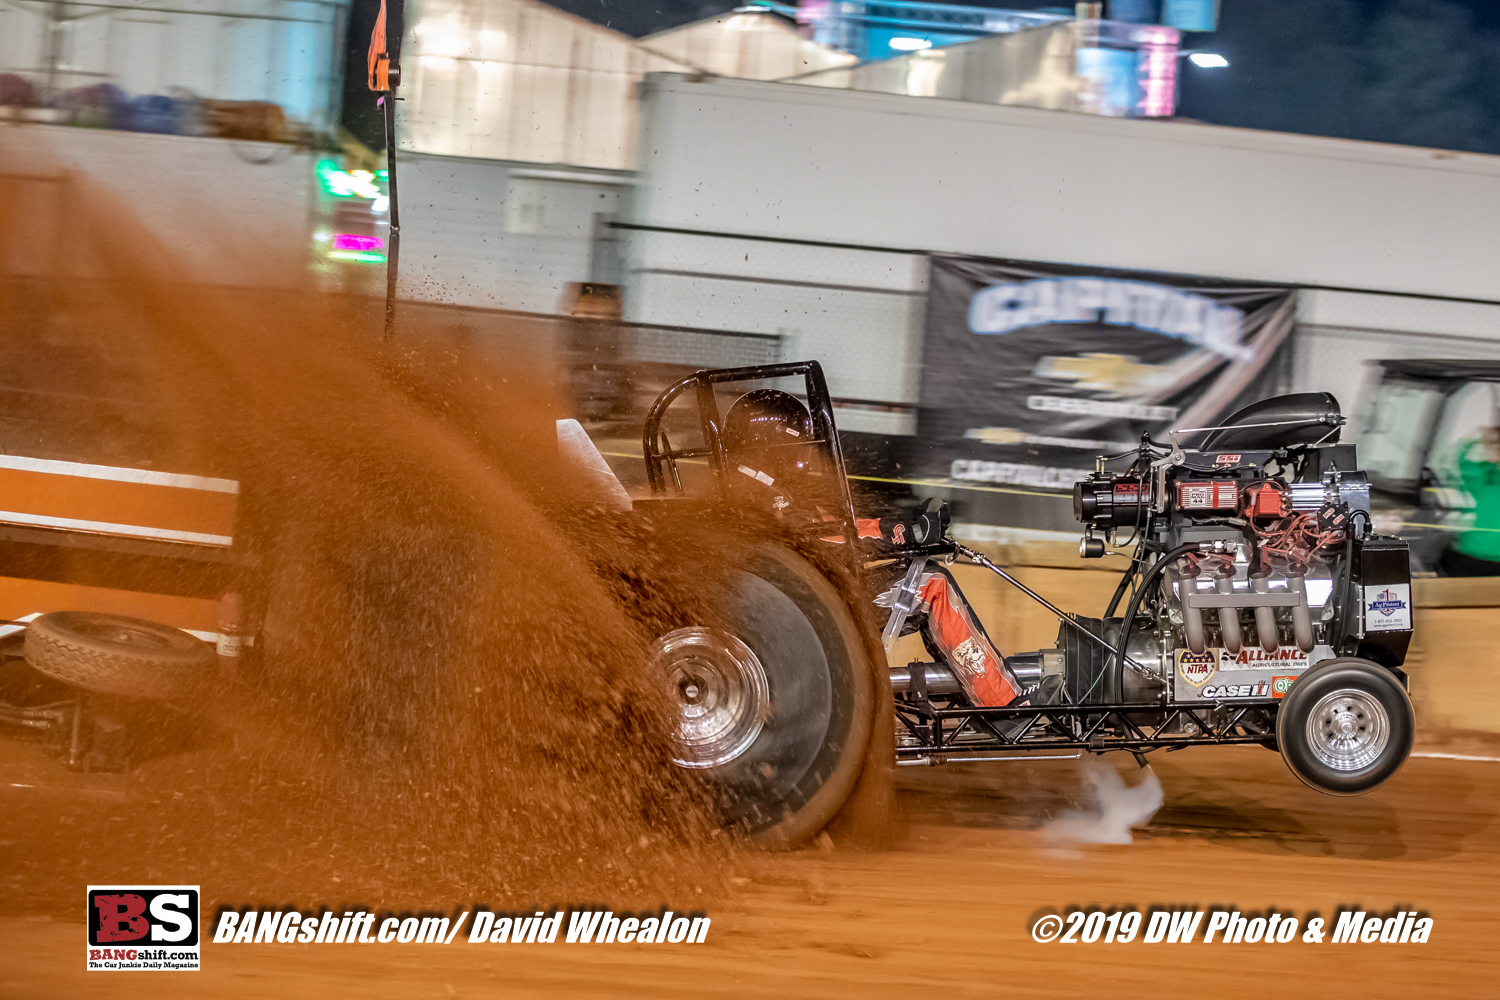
<box><xmin>0</xmin><ymin>123</ymin><xmax>315</xmax><ymax>289</ymax></box>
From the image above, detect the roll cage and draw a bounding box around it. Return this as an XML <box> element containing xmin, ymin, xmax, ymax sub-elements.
<box><xmin>641</xmin><ymin>360</ymin><xmax>862</xmax><ymax>550</ymax></box>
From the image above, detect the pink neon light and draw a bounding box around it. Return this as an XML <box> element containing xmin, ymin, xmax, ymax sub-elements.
<box><xmin>332</xmin><ymin>234</ymin><xmax>385</xmax><ymax>251</ymax></box>
<box><xmin>1139</xmin><ymin>38</ymin><xmax>1178</xmax><ymax>117</ymax></box>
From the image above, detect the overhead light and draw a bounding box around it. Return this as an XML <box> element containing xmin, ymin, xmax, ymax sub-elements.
<box><xmin>1188</xmin><ymin>52</ymin><xmax>1229</xmax><ymax>68</ymax></box>
<box><xmin>889</xmin><ymin>37</ymin><xmax>932</xmax><ymax>51</ymax></box>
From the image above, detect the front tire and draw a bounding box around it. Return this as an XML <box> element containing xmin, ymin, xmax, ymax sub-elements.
<box><xmin>650</xmin><ymin>543</ymin><xmax>875</xmax><ymax>848</ymax></box>
<box><xmin>1275</xmin><ymin>657</ymin><xmax>1414</xmax><ymax>795</ymax></box>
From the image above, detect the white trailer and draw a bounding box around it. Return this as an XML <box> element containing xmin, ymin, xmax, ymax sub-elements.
<box><xmin>624</xmin><ymin>73</ymin><xmax>1500</xmax><ymax>434</ymax></box>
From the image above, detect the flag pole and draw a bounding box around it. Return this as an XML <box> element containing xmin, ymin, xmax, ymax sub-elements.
<box><xmin>381</xmin><ymin>89</ymin><xmax>400</xmax><ymax>342</ymax></box>
<box><xmin>368</xmin><ymin>0</ymin><xmax>402</xmax><ymax>342</ymax></box>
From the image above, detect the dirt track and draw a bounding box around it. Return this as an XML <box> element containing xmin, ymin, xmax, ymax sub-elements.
<box><xmin>3</xmin><ymin>733</ymin><xmax>1497</xmax><ymax>999</ymax></box>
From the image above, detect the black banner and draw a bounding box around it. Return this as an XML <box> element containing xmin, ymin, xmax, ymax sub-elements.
<box><xmin>918</xmin><ymin>256</ymin><xmax>1296</xmax><ymax>530</ymax></box>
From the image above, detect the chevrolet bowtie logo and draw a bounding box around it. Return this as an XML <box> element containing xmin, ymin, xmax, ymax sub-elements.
<box><xmin>1033</xmin><ymin>353</ymin><xmax>1175</xmax><ymax>397</ymax></box>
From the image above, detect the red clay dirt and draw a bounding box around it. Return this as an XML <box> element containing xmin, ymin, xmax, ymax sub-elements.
<box><xmin>2</xmin><ymin>741</ymin><xmax>1496</xmax><ymax>998</ymax></box>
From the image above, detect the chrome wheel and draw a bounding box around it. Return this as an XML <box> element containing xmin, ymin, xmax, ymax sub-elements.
<box><xmin>1305</xmin><ymin>687</ymin><xmax>1389</xmax><ymax>771</ymax></box>
<box><xmin>652</xmin><ymin>627</ymin><xmax>769</xmax><ymax>770</ymax></box>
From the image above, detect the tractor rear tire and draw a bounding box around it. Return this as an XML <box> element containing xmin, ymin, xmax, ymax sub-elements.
<box><xmin>652</xmin><ymin>542</ymin><xmax>876</xmax><ymax>849</ymax></box>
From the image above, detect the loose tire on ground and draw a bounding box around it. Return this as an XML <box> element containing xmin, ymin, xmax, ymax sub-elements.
<box><xmin>651</xmin><ymin>542</ymin><xmax>876</xmax><ymax>849</ymax></box>
<box><xmin>1275</xmin><ymin>656</ymin><xmax>1414</xmax><ymax>795</ymax></box>
<box><xmin>23</xmin><ymin>611</ymin><xmax>215</xmax><ymax>700</ymax></box>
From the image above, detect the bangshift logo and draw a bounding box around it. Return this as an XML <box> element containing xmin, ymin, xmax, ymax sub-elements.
<box><xmin>87</xmin><ymin>886</ymin><xmax>200</xmax><ymax>971</ymax></box>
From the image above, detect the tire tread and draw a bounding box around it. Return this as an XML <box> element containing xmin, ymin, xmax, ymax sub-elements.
<box><xmin>24</xmin><ymin>612</ymin><xmax>213</xmax><ymax>699</ymax></box>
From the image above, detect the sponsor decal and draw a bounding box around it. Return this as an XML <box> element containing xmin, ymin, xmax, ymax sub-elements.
<box><xmin>1364</xmin><ymin>584</ymin><xmax>1413</xmax><ymax>631</ymax></box>
<box><xmin>1225</xmin><ymin>647</ymin><xmax>1310</xmax><ymax>669</ymax></box>
<box><xmin>87</xmin><ymin>886</ymin><xmax>200</xmax><ymax>971</ymax></box>
<box><xmin>1202</xmin><ymin>681</ymin><xmax>1270</xmax><ymax>699</ymax></box>
<box><xmin>966</xmin><ymin>277</ymin><xmax>1252</xmax><ymax>362</ymax></box>
<box><xmin>1176</xmin><ymin>649</ymin><xmax>1217</xmax><ymax>686</ymax></box>
<box><xmin>1213</xmin><ymin>454</ymin><xmax>1242</xmax><ymax>466</ymax></box>
<box><xmin>1032</xmin><ymin>353</ymin><xmax>1176</xmax><ymax>398</ymax></box>
<box><xmin>891</xmin><ymin>523</ymin><xmax>906</xmax><ymax>545</ymax></box>
<box><xmin>1025</xmin><ymin>395</ymin><xmax>1179</xmax><ymax>422</ymax></box>
<box><xmin>961</xmin><ymin>427</ymin><xmax>1133</xmax><ymax>451</ymax></box>
<box><xmin>1176</xmin><ymin>481</ymin><xmax>1238</xmax><ymax>510</ymax></box>
<box><xmin>950</xmin><ymin>637</ymin><xmax>988</xmax><ymax>678</ymax></box>
<box><xmin>950</xmin><ymin>459</ymin><xmax>1092</xmax><ymax>489</ymax></box>
<box><xmin>1272</xmin><ymin>675</ymin><xmax>1296</xmax><ymax>698</ymax></box>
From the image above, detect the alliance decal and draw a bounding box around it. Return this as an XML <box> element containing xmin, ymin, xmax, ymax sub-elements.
<box><xmin>1222</xmin><ymin>647</ymin><xmax>1311</xmax><ymax>670</ymax></box>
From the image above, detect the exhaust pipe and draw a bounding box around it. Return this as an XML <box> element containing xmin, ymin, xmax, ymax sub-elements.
<box><xmin>1214</xmin><ymin>569</ymin><xmax>1243</xmax><ymax>655</ymax></box>
<box><xmin>1181</xmin><ymin>573</ymin><xmax>1207</xmax><ymax>654</ymax></box>
<box><xmin>1287</xmin><ymin>574</ymin><xmax>1315</xmax><ymax>652</ymax></box>
<box><xmin>1251</xmin><ymin>573</ymin><xmax>1279</xmax><ymax>652</ymax></box>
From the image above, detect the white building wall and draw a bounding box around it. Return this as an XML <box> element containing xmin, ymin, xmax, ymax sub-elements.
<box><xmin>632</xmin><ymin>75</ymin><xmax>1500</xmax><ymax>301</ymax></box>
<box><xmin>0</xmin><ymin>0</ymin><xmax>346</xmax><ymax>126</ymax></box>
<box><xmin>0</xmin><ymin>123</ymin><xmax>315</xmax><ymax>289</ymax></box>
<box><xmin>638</xmin><ymin>12</ymin><xmax>856</xmax><ymax>81</ymax></box>
<box><xmin>394</xmin><ymin>151</ymin><xmax>630</xmax><ymax>313</ymax></box>
<box><xmin>627</xmin><ymin>74</ymin><xmax>1500</xmax><ymax>429</ymax></box>
<box><xmin>398</xmin><ymin>0</ymin><xmax>692</xmax><ymax>170</ymax></box>
<box><xmin>618</xmin><ymin>227</ymin><xmax>928</xmax><ymax>432</ymax></box>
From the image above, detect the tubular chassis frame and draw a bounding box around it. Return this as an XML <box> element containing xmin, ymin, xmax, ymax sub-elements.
<box><xmin>640</xmin><ymin>360</ymin><xmax>1290</xmax><ymax>763</ymax></box>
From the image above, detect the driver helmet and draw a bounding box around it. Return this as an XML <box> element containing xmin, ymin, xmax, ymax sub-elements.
<box><xmin>722</xmin><ymin>389</ymin><xmax>815</xmax><ymax>484</ymax></box>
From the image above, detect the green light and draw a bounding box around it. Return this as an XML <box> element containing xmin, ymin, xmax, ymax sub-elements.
<box><xmin>316</xmin><ymin>160</ymin><xmax>383</xmax><ymax>199</ymax></box>
<box><xmin>328</xmin><ymin>249</ymin><xmax>387</xmax><ymax>263</ymax></box>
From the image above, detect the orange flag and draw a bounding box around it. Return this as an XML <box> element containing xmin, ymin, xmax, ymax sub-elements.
<box><xmin>367</xmin><ymin>0</ymin><xmax>390</xmax><ymax>91</ymax></box>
